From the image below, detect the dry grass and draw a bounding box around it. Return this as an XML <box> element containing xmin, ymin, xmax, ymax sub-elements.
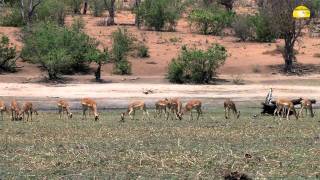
<box><xmin>0</xmin><ymin>108</ymin><xmax>319</xmax><ymax>179</ymax></box>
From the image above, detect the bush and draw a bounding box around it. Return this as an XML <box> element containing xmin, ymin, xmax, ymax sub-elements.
<box><xmin>0</xmin><ymin>8</ymin><xmax>24</xmax><ymax>27</ymax></box>
<box><xmin>111</xmin><ymin>28</ymin><xmax>133</xmax><ymax>75</ymax></box>
<box><xmin>188</xmin><ymin>7</ymin><xmax>235</xmax><ymax>35</ymax></box>
<box><xmin>66</xmin><ymin>0</ymin><xmax>82</xmax><ymax>14</ymax></box>
<box><xmin>92</xmin><ymin>0</ymin><xmax>105</xmax><ymax>17</ymax></box>
<box><xmin>137</xmin><ymin>44</ymin><xmax>149</xmax><ymax>58</ymax></box>
<box><xmin>167</xmin><ymin>44</ymin><xmax>227</xmax><ymax>84</ymax></box>
<box><xmin>232</xmin><ymin>15</ymin><xmax>253</xmax><ymax>41</ymax></box>
<box><xmin>21</xmin><ymin>22</ymin><xmax>100</xmax><ymax>79</ymax></box>
<box><xmin>0</xmin><ymin>35</ymin><xmax>17</xmax><ymax>72</ymax></box>
<box><xmin>250</xmin><ymin>12</ymin><xmax>276</xmax><ymax>42</ymax></box>
<box><xmin>135</xmin><ymin>0</ymin><xmax>183</xmax><ymax>31</ymax></box>
<box><xmin>231</xmin><ymin>13</ymin><xmax>276</xmax><ymax>42</ymax></box>
<box><xmin>37</xmin><ymin>0</ymin><xmax>66</xmax><ymax>25</ymax></box>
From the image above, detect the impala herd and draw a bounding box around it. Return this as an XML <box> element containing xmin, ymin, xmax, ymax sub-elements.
<box><xmin>0</xmin><ymin>97</ymin><xmax>316</xmax><ymax>122</ymax></box>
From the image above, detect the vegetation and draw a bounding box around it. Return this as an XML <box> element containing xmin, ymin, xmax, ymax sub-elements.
<box><xmin>103</xmin><ymin>0</ymin><xmax>116</xmax><ymax>25</ymax></box>
<box><xmin>0</xmin><ymin>7</ymin><xmax>25</xmax><ymax>27</ymax></box>
<box><xmin>232</xmin><ymin>13</ymin><xmax>276</xmax><ymax>42</ymax></box>
<box><xmin>21</xmin><ymin>21</ymin><xmax>100</xmax><ymax>80</ymax></box>
<box><xmin>111</xmin><ymin>28</ymin><xmax>133</xmax><ymax>75</ymax></box>
<box><xmin>134</xmin><ymin>0</ymin><xmax>183</xmax><ymax>31</ymax></box>
<box><xmin>188</xmin><ymin>6</ymin><xmax>235</xmax><ymax>35</ymax></box>
<box><xmin>137</xmin><ymin>44</ymin><xmax>149</xmax><ymax>58</ymax></box>
<box><xmin>168</xmin><ymin>44</ymin><xmax>227</xmax><ymax>83</ymax></box>
<box><xmin>0</xmin><ymin>109</ymin><xmax>319</xmax><ymax>178</ymax></box>
<box><xmin>37</xmin><ymin>0</ymin><xmax>66</xmax><ymax>25</ymax></box>
<box><xmin>0</xmin><ymin>35</ymin><xmax>17</xmax><ymax>72</ymax></box>
<box><xmin>92</xmin><ymin>0</ymin><xmax>105</xmax><ymax>17</ymax></box>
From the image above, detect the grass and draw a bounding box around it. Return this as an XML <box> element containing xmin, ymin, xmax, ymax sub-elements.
<box><xmin>0</xmin><ymin>108</ymin><xmax>319</xmax><ymax>179</ymax></box>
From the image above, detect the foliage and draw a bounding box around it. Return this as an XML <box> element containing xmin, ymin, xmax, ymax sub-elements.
<box><xmin>21</xmin><ymin>22</ymin><xmax>99</xmax><ymax>79</ymax></box>
<box><xmin>137</xmin><ymin>44</ymin><xmax>149</xmax><ymax>58</ymax></box>
<box><xmin>92</xmin><ymin>0</ymin><xmax>105</xmax><ymax>17</ymax></box>
<box><xmin>0</xmin><ymin>7</ymin><xmax>24</xmax><ymax>27</ymax></box>
<box><xmin>0</xmin><ymin>35</ymin><xmax>17</xmax><ymax>72</ymax></box>
<box><xmin>167</xmin><ymin>44</ymin><xmax>227</xmax><ymax>83</ymax></box>
<box><xmin>232</xmin><ymin>13</ymin><xmax>276</xmax><ymax>42</ymax></box>
<box><xmin>111</xmin><ymin>28</ymin><xmax>133</xmax><ymax>75</ymax></box>
<box><xmin>71</xmin><ymin>17</ymin><xmax>85</xmax><ymax>32</ymax></box>
<box><xmin>37</xmin><ymin>0</ymin><xmax>66</xmax><ymax>25</ymax></box>
<box><xmin>232</xmin><ymin>15</ymin><xmax>253</xmax><ymax>41</ymax></box>
<box><xmin>134</xmin><ymin>0</ymin><xmax>183</xmax><ymax>31</ymax></box>
<box><xmin>188</xmin><ymin>7</ymin><xmax>235</xmax><ymax>35</ymax></box>
<box><xmin>66</xmin><ymin>0</ymin><xmax>83</xmax><ymax>14</ymax></box>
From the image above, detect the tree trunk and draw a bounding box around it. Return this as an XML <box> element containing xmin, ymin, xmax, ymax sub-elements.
<box><xmin>95</xmin><ymin>61</ymin><xmax>102</xmax><ymax>81</ymax></box>
<box><xmin>106</xmin><ymin>0</ymin><xmax>115</xmax><ymax>26</ymax></box>
<box><xmin>284</xmin><ymin>37</ymin><xmax>294</xmax><ymax>73</ymax></box>
<box><xmin>134</xmin><ymin>0</ymin><xmax>141</xmax><ymax>28</ymax></box>
<box><xmin>83</xmin><ymin>0</ymin><xmax>88</xmax><ymax>15</ymax></box>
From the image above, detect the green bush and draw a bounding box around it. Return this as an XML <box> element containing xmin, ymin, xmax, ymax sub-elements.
<box><xmin>92</xmin><ymin>0</ymin><xmax>105</xmax><ymax>17</ymax></box>
<box><xmin>188</xmin><ymin>7</ymin><xmax>235</xmax><ymax>35</ymax></box>
<box><xmin>231</xmin><ymin>13</ymin><xmax>276</xmax><ymax>42</ymax></box>
<box><xmin>21</xmin><ymin>22</ymin><xmax>100</xmax><ymax>79</ymax></box>
<box><xmin>167</xmin><ymin>44</ymin><xmax>227</xmax><ymax>84</ymax></box>
<box><xmin>111</xmin><ymin>28</ymin><xmax>133</xmax><ymax>75</ymax></box>
<box><xmin>0</xmin><ymin>8</ymin><xmax>24</xmax><ymax>27</ymax></box>
<box><xmin>137</xmin><ymin>44</ymin><xmax>149</xmax><ymax>58</ymax></box>
<box><xmin>66</xmin><ymin>0</ymin><xmax>82</xmax><ymax>14</ymax></box>
<box><xmin>37</xmin><ymin>0</ymin><xmax>66</xmax><ymax>25</ymax></box>
<box><xmin>135</xmin><ymin>0</ymin><xmax>183</xmax><ymax>31</ymax></box>
<box><xmin>232</xmin><ymin>15</ymin><xmax>253</xmax><ymax>41</ymax></box>
<box><xmin>0</xmin><ymin>35</ymin><xmax>17</xmax><ymax>72</ymax></box>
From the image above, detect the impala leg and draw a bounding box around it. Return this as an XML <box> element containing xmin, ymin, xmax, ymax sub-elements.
<box><xmin>310</xmin><ymin>106</ymin><xmax>314</xmax><ymax>118</ymax></box>
<box><xmin>299</xmin><ymin>106</ymin><xmax>304</xmax><ymax>118</ymax></box>
<box><xmin>59</xmin><ymin>108</ymin><xmax>62</xmax><ymax>119</ymax></box>
<box><xmin>224</xmin><ymin>108</ymin><xmax>228</xmax><ymax>119</ymax></box>
<box><xmin>1</xmin><ymin>111</ymin><xmax>3</xmax><ymax>121</ymax></box>
<box><xmin>82</xmin><ymin>105</ymin><xmax>87</xmax><ymax>120</ymax></box>
<box><xmin>190</xmin><ymin>111</ymin><xmax>193</xmax><ymax>121</ymax></box>
<box><xmin>129</xmin><ymin>109</ymin><xmax>134</xmax><ymax>120</ymax></box>
<box><xmin>30</xmin><ymin>110</ymin><xmax>33</xmax><ymax>121</ymax></box>
<box><xmin>196</xmin><ymin>109</ymin><xmax>200</xmax><ymax>121</ymax></box>
<box><xmin>11</xmin><ymin>110</ymin><xmax>14</xmax><ymax>121</ymax></box>
<box><xmin>286</xmin><ymin>107</ymin><xmax>290</xmax><ymax>120</ymax></box>
<box><xmin>228</xmin><ymin>108</ymin><xmax>231</xmax><ymax>119</ymax></box>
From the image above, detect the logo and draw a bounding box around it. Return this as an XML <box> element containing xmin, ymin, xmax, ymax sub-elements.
<box><xmin>293</xmin><ymin>5</ymin><xmax>311</xmax><ymax>19</ymax></box>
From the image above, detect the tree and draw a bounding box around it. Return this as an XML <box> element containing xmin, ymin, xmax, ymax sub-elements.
<box><xmin>134</xmin><ymin>0</ymin><xmax>141</xmax><ymax>28</ymax></box>
<box><xmin>19</xmin><ymin>0</ymin><xmax>43</xmax><ymax>26</ymax></box>
<box><xmin>0</xmin><ymin>35</ymin><xmax>17</xmax><ymax>73</ymax></box>
<box><xmin>83</xmin><ymin>0</ymin><xmax>88</xmax><ymax>14</ymax></box>
<box><xmin>218</xmin><ymin>0</ymin><xmax>234</xmax><ymax>11</ymax></box>
<box><xmin>92</xmin><ymin>48</ymin><xmax>109</xmax><ymax>81</ymax></box>
<box><xmin>104</xmin><ymin>0</ymin><xmax>116</xmax><ymax>25</ymax></box>
<box><xmin>21</xmin><ymin>22</ymin><xmax>100</xmax><ymax>80</ymax></box>
<box><xmin>261</xmin><ymin>0</ymin><xmax>307</xmax><ymax>72</ymax></box>
<box><xmin>167</xmin><ymin>44</ymin><xmax>227</xmax><ymax>84</ymax></box>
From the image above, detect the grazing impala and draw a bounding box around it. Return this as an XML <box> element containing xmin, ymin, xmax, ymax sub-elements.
<box><xmin>274</xmin><ymin>98</ymin><xmax>298</xmax><ymax>120</ymax></box>
<box><xmin>299</xmin><ymin>98</ymin><xmax>314</xmax><ymax>118</ymax></box>
<box><xmin>167</xmin><ymin>98</ymin><xmax>182</xmax><ymax>120</ymax></box>
<box><xmin>10</xmin><ymin>99</ymin><xmax>22</xmax><ymax>121</ymax></box>
<box><xmin>154</xmin><ymin>98</ymin><xmax>170</xmax><ymax>119</ymax></box>
<box><xmin>224</xmin><ymin>99</ymin><xmax>240</xmax><ymax>119</ymax></box>
<box><xmin>121</xmin><ymin>100</ymin><xmax>150</xmax><ymax>121</ymax></box>
<box><xmin>0</xmin><ymin>100</ymin><xmax>9</xmax><ymax>121</ymax></box>
<box><xmin>57</xmin><ymin>100</ymin><xmax>73</xmax><ymax>119</ymax></box>
<box><xmin>21</xmin><ymin>102</ymin><xmax>38</xmax><ymax>121</ymax></box>
<box><xmin>81</xmin><ymin>98</ymin><xmax>99</xmax><ymax>121</ymax></box>
<box><xmin>178</xmin><ymin>99</ymin><xmax>203</xmax><ymax>121</ymax></box>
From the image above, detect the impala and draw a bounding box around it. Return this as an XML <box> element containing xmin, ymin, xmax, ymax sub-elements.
<box><xmin>299</xmin><ymin>98</ymin><xmax>314</xmax><ymax>118</ymax></box>
<box><xmin>154</xmin><ymin>98</ymin><xmax>170</xmax><ymax>119</ymax></box>
<box><xmin>21</xmin><ymin>102</ymin><xmax>38</xmax><ymax>121</ymax></box>
<box><xmin>10</xmin><ymin>99</ymin><xmax>22</xmax><ymax>121</ymax></box>
<box><xmin>121</xmin><ymin>100</ymin><xmax>150</xmax><ymax>121</ymax></box>
<box><xmin>274</xmin><ymin>98</ymin><xmax>298</xmax><ymax>120</ymax></box>
<box><xmin>81</xmin><ymin>98</ymin><xmax>99</xmax><ymax>121</ymax></box>
<box><xmin>178</xmin><ymin>99</ymin><xmax>203</xmax><ymax>121</ymax></box>
<box><xmin>57</xmin><ymin>99</ymin><xmax>73</xmax><ymax>119</ymax></box>
<box><xmin>224</xmin><ymin>99</ymin><xmax>240</xmax><ymax>119</ymax></box>
<box><xmin>0</xmin><ymin>100</ymin><xmax>8</xmax><ymax>121</ymax></box>
<box><xmin>167</xmin><ymin>97</ymin><xmax>182</xmax><ymax>120</ymax></box>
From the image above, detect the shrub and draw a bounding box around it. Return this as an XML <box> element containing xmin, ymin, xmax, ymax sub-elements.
<box><xmin>111</xmin><ymin>28</ymin><xmax>133</xmax><ymax>74</ymax></box>
<box><xmin>137</xmin><ymin>44</ymin><xmax>149</xmax><ymax>58</ymax></box>
<box><xmin>167</xmin><ymin>44</ymin><xmax>227</xmax><ymax>83</ymax></box>
<box><xmin>71</xmin><ymin>17</ymin><xmax>85</xmax><ymax>32</ymax></box>
<box><xmin>250</xmin><ymin>12</ymin><xmax>276</xmax><ymax>42</ymax></box>
<box><xmin>21</xmin><ymin>22</ymin><xmax>100</xmax><ymax>79</ymax></box>
<box><xmin>188</xmin><ymin>7</ymin><xmax>235</xmax><ymax>35</ymax></box>
<box><xmin>232</xmin><ymin>15</ymin><xmax>253</xmax><ymax>41</ymax></box>
<box><xmin>92</xmin><ymin>0</ymin><xmax>105</xmax><ymax>17</ymax></box>
<box><xmin>0</xmin><ymin>35</ymin><xmax>17</xmax><ymax>72</ymax></box>
<box><xmin>66</xmin><ymin>0</ymin><xmax>82</xmax><ymax>14</ymax></box>
<box><xmin>135</xmin><ymin>0</ymin><xmax>183</xmax><ymax>31</ymax></box>
<box><xmin>0</xmin><ymin>8</ymin><xmax>24</xmax><ymax>27</ymax></box>
<box><xmin>37</xmin><ymin>0</ymin><xmax>66</xmax><ymax>25</ymax></box>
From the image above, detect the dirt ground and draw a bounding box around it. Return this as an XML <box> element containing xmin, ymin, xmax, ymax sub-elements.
<box><xmin>0</xmin><ymin>11</ymin><xmax>320</xmax><ymax>108</ymax></box>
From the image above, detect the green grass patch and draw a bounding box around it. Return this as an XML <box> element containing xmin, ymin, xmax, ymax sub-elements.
<box><xmin>0</xmin><ymin>108</ymin><xmax>319</xmax><ymax>179</ymax></box>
